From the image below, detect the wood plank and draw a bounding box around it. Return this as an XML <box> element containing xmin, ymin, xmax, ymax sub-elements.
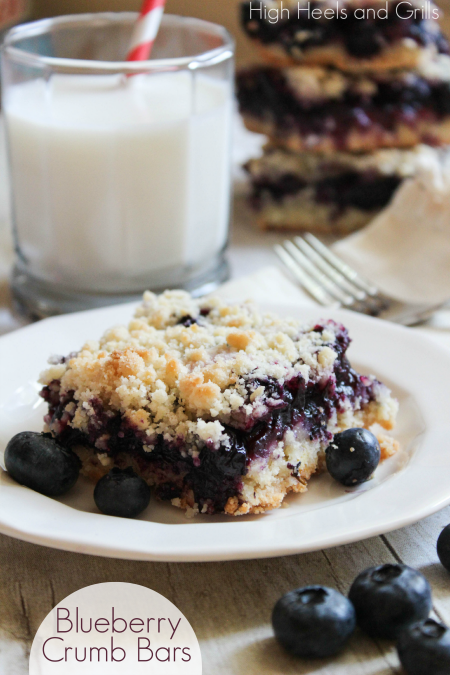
<box><xmin>0</xmin><ymin>503</ymin><xmax>448</xmax><ymax>673</ymax></box>
<box><xmin>4</xmin><ymin>505</ymin><xmax>448</xmax><ymax>675</ymax></box>
<box><xmin>0</xmin><ymin>531</ymin><xmax>404</xmax><ymax>675</ymax></box>
<box><xmin>384</xmin><ymin>504</ymin><xmax>450</xmax><ymax>623</ymax></box>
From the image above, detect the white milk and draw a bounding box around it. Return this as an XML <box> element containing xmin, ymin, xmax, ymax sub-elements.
<box><xmin>4</xmin><ymin>71</ymin><xmax>232</xmax><ymax>292</ymax></box>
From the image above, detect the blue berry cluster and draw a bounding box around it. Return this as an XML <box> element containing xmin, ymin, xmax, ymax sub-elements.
<box><xmin>4</xmin><ymin>431</ymin><xmax>151</xmax><ymax>519</ymax></box>
<box><xmin>272</xmin><ymin>560</ymin><xmax>450</xmax><ymax>673</ymax></box>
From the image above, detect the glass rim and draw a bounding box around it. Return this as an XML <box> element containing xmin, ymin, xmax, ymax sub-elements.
<box><xmin>1</xmin><ymin>12</ymin><xmax>235</xmax><ymax>73</ymax></box>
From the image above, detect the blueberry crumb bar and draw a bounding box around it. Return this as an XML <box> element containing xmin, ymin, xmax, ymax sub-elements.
<box><xmin>245</xmin><ymin>144</ymin><xmax>444</xmax><ymax>233</ymax></box>
<box><xmin>241</xmin><ymin>0</ymin><xmax>449</xmax><ymax>73</ymax></box>
<box><xmin>236</xmin><ymin>58</ymin><xmax>450</xmax><ymax>154</ymax></box>
<box><xmin>40</xmin><ymin>292</ymin><xmax>398</xmax><ymax>516</ymax></box>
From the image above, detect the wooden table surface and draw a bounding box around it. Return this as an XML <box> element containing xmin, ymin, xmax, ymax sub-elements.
<box><xmin>1</xmin><ymin>130</ymin><xmax>450</xmax><ymax>675</ymax></box>
<box><xmin>1</xmin><ymin>504</ymin><xmax>449</xmax><ymax>674</ymax></box>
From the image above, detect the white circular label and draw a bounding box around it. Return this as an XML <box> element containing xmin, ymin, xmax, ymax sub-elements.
<box><xmin>29</xmin><ymin>582</ymin><xmax>202</xmax><ymax>674</ymax></box>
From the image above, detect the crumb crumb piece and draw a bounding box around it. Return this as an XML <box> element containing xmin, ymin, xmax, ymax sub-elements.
<box><xmin>377</xmin><ymin>433</ymin><xmax>400</xmax><ymax>461</ymax></box>
<box><xmin>97</xmin><ymin>453</ymin><xmax>113</xmax><ymax>467</ymax></box>
<box><xmin>185</xmin><ymin>503</ymin><xmax>200</xmax><ymax>519</ymax></box>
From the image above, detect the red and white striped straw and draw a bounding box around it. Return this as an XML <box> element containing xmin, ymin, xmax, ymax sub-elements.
<box><xmin>127</xmin><ymin>0</ymin><xmax>166</xmax><ymax>62</ymax></box>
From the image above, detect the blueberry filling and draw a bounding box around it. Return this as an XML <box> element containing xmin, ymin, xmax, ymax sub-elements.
<box><xmin>237</xmin><ymin>67</ymin><xmax>450</xmax><ymax>149</ymax></box>
<box><xmin>241</xmin><ymin>1</ymin><xmax>449</xmax><ymax>58</ymax></box>
<box><xmin>40</xmin><ymin>325</ymin><xmax>380</xmax><ymax>514</ymax></box>
<box><xmin>177</xmin><ymin>315</ymin><xmax>197</xmax><ymax>327</ymax></box>
<box><xmin>247</xmin><ymin>171</ymin><xmax>307</xmax><ymax>204</ymax></box>
<box><xmin>315</xmin><ymin>172</ymin><xmax>401</xmax><ymax>211</ymax></box>
<box><xmin>248</xmin><ymin>168</ymin><xmax>401</xmax><ymax>216</ymax></box>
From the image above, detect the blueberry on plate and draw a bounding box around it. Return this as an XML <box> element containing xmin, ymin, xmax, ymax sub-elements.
<box><xmin>437</xmin><ymin>524</ymin><xmax>450</xmax><ymax>572</ymax></box>
<box><xmin>272</xmin><ymin>586</ymin><xmax>356</xmax><ymax>658</ymax></box>
<box><xmin>94</xmin><ymin>467</ymin><xmax>151</xmax><ymax>518</ymax></box>
<box><xmin>397</xmin><ymin>619</ymin><xmax>450</xmax><ymax>675</ymax></box>
<box><xmin>325</xmin><ymin>428</ymin><xmax>381</xmax><ymax>487</ymax></box>
<box><xmin>348</xmin><ymin>564</ymin><xmax>432</xmax><ymax>639</ymax></box>
<box><xmin>4</xmin><ymin>431</ymin><xmax>80</xmax><ymax>496</ymax></box>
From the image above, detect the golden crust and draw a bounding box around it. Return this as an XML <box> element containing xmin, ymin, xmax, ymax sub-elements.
<box><xmin>226</xmin><ymin>330</ymin><xmax>255</xmax><ymax>350</ymax></box>
<box><xmin>224</xmin><ymin>462</ymin><xmax>312</xmax><ymax>516</ymax></box>
<box><xmin>377</xmin><ymin>432</ymin><xmax>400</xmax><ymax>460</ymax></box>
<box><xmin>248</xmin><ymin>141</ymin><xmax>444</xmax><ymax>181</ymax></box>
<box><xmin>242</xmin><ymin>115</ymin><xmax>450</xmax><ymax>154</ymax></box>
<box><xmin>256</xmin><ymin>41</ymin><xmax>440</xmax><ymax>74</ymax></box>
<box><xmin>178</xmin><ymin>372</ymin><xmax>222</xmax><ymax>415</ymax></box>
<box><xmin>254</xmin><ymin>205</ymin><xmax>376</xmax><ymax>235</ymax></box>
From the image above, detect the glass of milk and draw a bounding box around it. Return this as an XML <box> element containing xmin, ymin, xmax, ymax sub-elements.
<box><xmin>1</xmin><ymin>13</ymin><xmax>234</xmax><ymax>317</ymax></box>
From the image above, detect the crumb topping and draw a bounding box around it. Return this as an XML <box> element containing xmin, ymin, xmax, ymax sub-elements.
<box><xmin>283</xmin><ymin>55</ymin><xmax>450</xmax><ymax>103</ymax></box>
<box><xmin>40</xmin><ymin>291</ymin><xmax>358</xmax><ymax>448</ymax></box>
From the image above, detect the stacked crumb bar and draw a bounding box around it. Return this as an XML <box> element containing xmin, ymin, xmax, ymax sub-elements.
<box><xmin>237</xmin><ymin>0</ymin><xmax>450</xmax><ymax>233</ymax></box>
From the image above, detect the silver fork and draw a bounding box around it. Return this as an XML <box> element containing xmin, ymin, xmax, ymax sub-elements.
<box><xmin>275</xmin><ymin>233</ymin><xmax>447</xmax><ymax>326</ymax></box>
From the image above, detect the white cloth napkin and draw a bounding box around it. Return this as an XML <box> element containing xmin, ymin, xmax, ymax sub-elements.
<box><xmin>334</xmin><ymin>158</ymin><xmax>450</xmax><ymax>305</ymax></box>
<box><xmin>216</xmin><ymin>264</ymin><xmax>313</xmax><ymax>306</ymax></box>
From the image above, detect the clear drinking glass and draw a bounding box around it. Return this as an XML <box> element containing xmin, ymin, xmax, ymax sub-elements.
<box><xmin>1</xmin><ymin>13</ymin><xmax>234</xmax><ymax>318</ymax></box>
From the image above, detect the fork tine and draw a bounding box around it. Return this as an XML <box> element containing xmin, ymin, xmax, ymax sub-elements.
<box><xmin>274</xmin><ymin>245</ymin><xmax>336</xmax><ymax>306</ymax></box>
<box><xmin>294</xmin><ymin>236</ymin><xmax>366</xmax><ymax>302</ymax></box>
<box><xmin>303</xmin><ymin>233</ymin><xmax>379</xmax><ymax>296</ymax></box>
<box><xmin>284</xmin><ymin>241</ymin><xmax>355</xmax><ymax>306</ymax></box>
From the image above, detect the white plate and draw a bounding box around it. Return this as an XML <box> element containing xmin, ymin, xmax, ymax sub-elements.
<box><xmin>0</xmin><ymin>301</ymin><xmax>449</xmax><ymax>562</ymax></box>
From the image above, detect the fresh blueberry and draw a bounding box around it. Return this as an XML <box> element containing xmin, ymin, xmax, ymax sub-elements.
<box><xmin>4</xmin><ymin>431</ymin><xmax>80</xmax><ymax>496</ymax></box>
<box><xmin>348</xmin><ymin>564</ymin><xmax>432</xmax><ymax>639</ymax></box>
<box><xmin>437</xmin><ymin>524</ymin><xmax>450</xmax><ymax>572</ymax></box>
<box><xmin>94</xmin><ymin>467</ymin><xmax>151</xmax><ymax>518</ymax></box>
<box><xmin>272</xmin><ymin>586</ymin><xmax>356</xmax><ymax>658</ymax></box>
<box><xmin>325</xmin><ymin>428</ymin><xmax>381</xmax><ymax>487</ymax></box>
<box><xmin>397</xmin><ymin>619</ymin><xmax>450</xmax><ymax>675</ymax></box>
